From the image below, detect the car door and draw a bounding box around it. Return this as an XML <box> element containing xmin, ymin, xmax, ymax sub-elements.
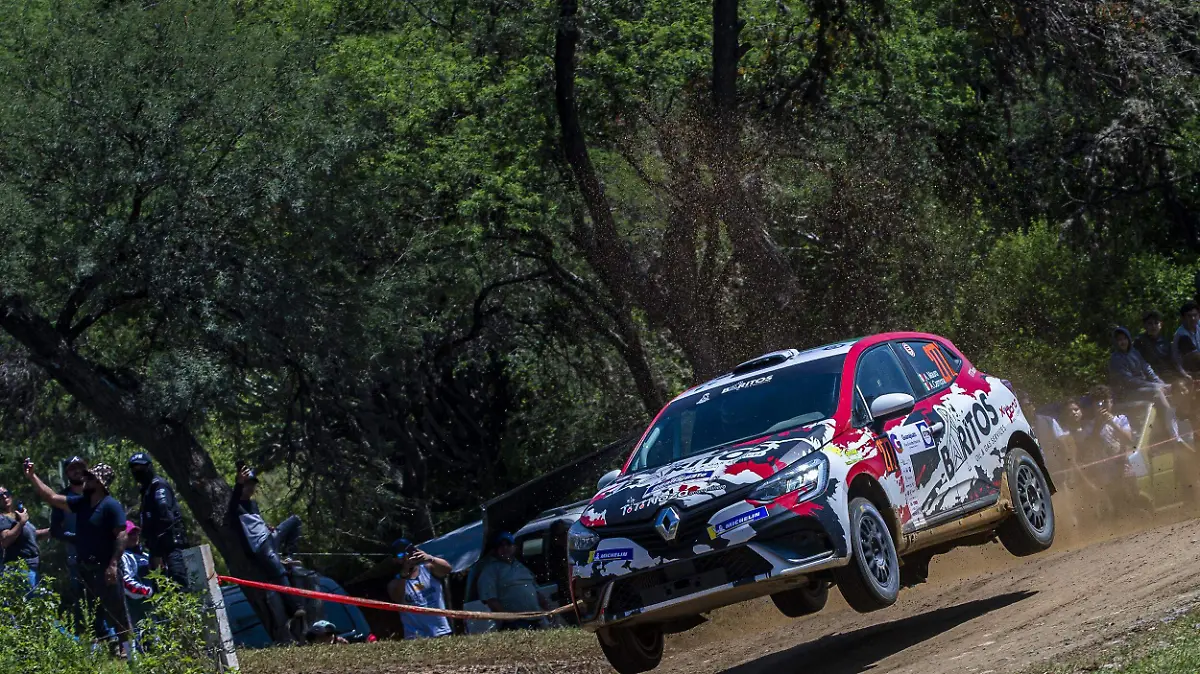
<box><xmin>891</xmin><ymin>339</ymin><xmax>1000</xmax><ymax>526</ymax></box>
<box><xmin>852</xmin><ymin>344</ymin><xmax>925</xmax><ymax>531</ymax></box>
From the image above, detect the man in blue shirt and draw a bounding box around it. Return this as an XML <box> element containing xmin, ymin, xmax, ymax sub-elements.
<box><xmin>26</xmin><ymin>460</ymin><xmax>132</xmax><ymax>658</ymax></box>
<box><xmin>386</xmin><ymin>538</ymin><xmax>452</xmax><ymax>639</ymax></box>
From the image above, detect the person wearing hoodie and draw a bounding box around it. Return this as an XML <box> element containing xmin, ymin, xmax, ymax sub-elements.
<box><xmin>1109</xmin><ymin>326</ymin><xmax>1184</xmax><ymax>445</ymax></box>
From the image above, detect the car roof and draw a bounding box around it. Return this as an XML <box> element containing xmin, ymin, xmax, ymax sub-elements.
<box><xmin>514</xmin><ymin>500</ymin><xmax>589</xmax><ymax>538</ymax></box>
<box><xmin>672</xmin><ymin>339</ymin><xmax>859</xmax><ymax>403</ymax></box>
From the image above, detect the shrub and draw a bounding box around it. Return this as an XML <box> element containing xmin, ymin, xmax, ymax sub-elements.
<box><xmin>0</xmin><ymin>564</ymin><xmax>221</xmax><ymax>673</ymax></box>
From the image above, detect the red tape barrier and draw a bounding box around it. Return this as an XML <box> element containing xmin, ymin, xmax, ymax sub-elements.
<box><xmin>217</xmin><ymin>575</ymin><xmax>577</xmax><ymax>620</ymax></box>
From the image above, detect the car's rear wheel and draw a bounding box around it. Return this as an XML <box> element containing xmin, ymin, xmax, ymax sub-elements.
<box><xmin>771</xmin><ymin>578</ymin><xmax>829</xmax><ymax>617</ymax></box>
<box><xmin>998</xmin><ymin>447</ymin><xmax>1055</xmax><ymax>556</ymax></box>
<box><xmin>834</xmin><ymin>497</ymin><xmax>900</xmax><ymax>613</ymax></box>
<box><xmin>597</xmin><ymin>624</ymin><xmax>664</xmax><ymax>674</ymax></box>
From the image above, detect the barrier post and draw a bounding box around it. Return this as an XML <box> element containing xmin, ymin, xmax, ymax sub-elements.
<box><xmin>183</xmin><ymin>545</ymin><xmax>239</xmax><ymax>671</ymax></box>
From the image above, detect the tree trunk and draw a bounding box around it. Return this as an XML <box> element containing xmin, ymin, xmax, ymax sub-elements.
<box><xmin>0</xmin><ymin>291</ymin><xmax>290</xmax><ymax>641</ymax></box>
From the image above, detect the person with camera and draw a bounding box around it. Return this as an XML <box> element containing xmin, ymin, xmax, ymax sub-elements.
<box><xmin>24</xmin><ymin>459</ymin><xmax>132</xmax><ymax>658</ymax></box>
<box><xmin>386</xmin><ymin>538</ymin><xmax>452</xmax><ymax>639</ymax></box>
<box><xmin>1109</xmin><ymin>326</ymin><xmax>1185</xmax><ymax>446</ymax></box>
<box><xmin>128</xmin><ymin>453</ymin><xmax>190</xmax><ymax>587</ymax></box>
<box><xmin>227</xmin><ymin>463</ymin><xmax>306</xmax><ymax>631</ymax></box>
<box><xmin>1087</xmin><ymin>385</ymin><xmax>1153</xmax><ymax>516</ymax></box>
<box><xmin>0</xmin><ymin>484</ymin><xmax>41</xmax><ymax>588</ymax></box>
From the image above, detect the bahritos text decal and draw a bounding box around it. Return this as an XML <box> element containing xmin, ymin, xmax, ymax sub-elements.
<box><xmin>939</xmin><ymin>392</ymin><xmax>1000</xmax><ymax>478</ymax></box>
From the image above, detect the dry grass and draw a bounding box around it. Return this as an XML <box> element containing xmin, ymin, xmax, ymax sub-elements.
<box><xmin>238</xmin><ymin>627</ymin><xmax>608</xmax><ymax>674</ymax></box>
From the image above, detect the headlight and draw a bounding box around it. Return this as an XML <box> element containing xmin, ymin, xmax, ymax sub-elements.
<box><xmin>567</xmin><ymin>520</ymin><xmax>600</xmax><ymax>552</ymax></box>
<box><xmin>749</xmin><ymin>453</ymin><xmax>828</xmax><ymax>503</ymax></box>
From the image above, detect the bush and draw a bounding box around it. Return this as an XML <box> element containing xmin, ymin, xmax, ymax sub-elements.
<box><xmin>0</xmin><ymin>565</ymin><xmax>221</xmax><ymax>674</ymax></box>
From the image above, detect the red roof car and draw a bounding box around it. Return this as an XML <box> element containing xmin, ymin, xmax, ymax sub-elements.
<box><xmin>567</xmin><ymin>333</ymin><xmax>1056</xmax><ymax>673</ymax></box>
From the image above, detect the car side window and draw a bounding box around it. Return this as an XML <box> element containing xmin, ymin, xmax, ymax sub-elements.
<box><xmin>854</xmin><ymin>346</ymin><xmax>916</xmax><ymax>423</ymax></box>
<box><xmin>895</xmin><ymin>340</ymin><xmax>957</xmax><ymax>397</ymax></box>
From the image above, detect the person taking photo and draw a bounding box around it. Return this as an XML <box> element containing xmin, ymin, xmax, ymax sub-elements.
<box><xmin>386</xmin><ymin>538</ymin><xmax>452</xmax><ymax>639</ymax></box>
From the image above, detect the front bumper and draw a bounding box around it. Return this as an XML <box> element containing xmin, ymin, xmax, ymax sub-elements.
<box><xmin>572</xmin><ymin>508</ymin><xmax>849</xmax><ymax>629</ymax></box>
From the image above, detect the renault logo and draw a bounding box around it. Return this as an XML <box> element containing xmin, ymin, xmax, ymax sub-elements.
<box><xmin>655</xmin><ymin>507</ymin><xmax>681</xmax><ymax>542</ymax></box>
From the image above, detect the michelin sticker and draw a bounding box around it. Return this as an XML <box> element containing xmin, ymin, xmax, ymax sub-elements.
<box><xmin>588</xmin><ymin>548</ymin><xmax>633</xmax><ymax>563</ymax></box>
<box><xmin>707</xmin><ymin>506</ymin><xmax>768</xmax><ymax>539</ymax></box>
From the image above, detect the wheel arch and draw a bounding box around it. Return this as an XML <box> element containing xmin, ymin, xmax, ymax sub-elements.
<box><xmin>847</xmin><ymin>473</ymin><xmax>902</xmax><ymax>547</ymax></box>
<box><xmin>1007</xmin><ymin>430</ymin><xmax>1057</xmax><ymax>494</ymax></box>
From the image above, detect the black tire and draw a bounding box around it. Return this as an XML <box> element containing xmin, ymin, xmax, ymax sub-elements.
<box><xmin>833</xmin><ymin>497</ymin><xmax>900</xmax><ymax>613</ymax></box>
<box><xmin>597</xmin><ymin>624</ymin><xmax>664</xmax><ymax>674</ymax></box>
<box><xmin>771</xmin><ymin>579</ymin><xmax>829</xmax><ymax>617</ymax></box>
<box><xmin>998</xmin><ymin>447</ymin><xmax>1055</xmax><ymax>556</ymax></box>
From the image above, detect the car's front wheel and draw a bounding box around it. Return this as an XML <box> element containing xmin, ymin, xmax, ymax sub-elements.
<box><xmin>771</xmin><ymin>578</ymin><xmax>829</xmax><ymax>617</ymax></box>
<box><xmin>834</xmin><ymin>497</ymin><xmax>900</xmax><ymax>613</ymax></box>
<box><xmin>998</xmin><ymin>447</ymin><xmax>1055</xmax><ymax>556</ymax></box>
<box><xmin>597</xmin><ymin>624</ymin><xmax>664</xmax><ymax>674</ymax></box>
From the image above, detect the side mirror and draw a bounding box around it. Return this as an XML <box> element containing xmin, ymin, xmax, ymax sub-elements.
<box><xmin>597</xmin><ymin>469</ymin><xmax>621</xmax><ymax>492</ymax></box>
<box><xmin>869</xmin><ymin>392</ymin><xmax>916</xmax><ymax>423</ymax></box>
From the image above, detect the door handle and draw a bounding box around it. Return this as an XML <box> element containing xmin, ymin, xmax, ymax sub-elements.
<box><xmin>929</xmin><ymin>422</ymin><xmax>946</xmax><ymax>437</ymax></box>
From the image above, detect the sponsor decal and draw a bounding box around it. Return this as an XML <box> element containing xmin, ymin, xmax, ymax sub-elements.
<box><xmin>902</xmin><ymin>342</ymin><xmax>916</xmax><ymax>357</ymax></box>
<box><xmin>721</xmin><ymin>375</ymin><xmax>773</xmax><ymax>395</ymax></box>
<box><xmin>938</xmin><ymin>391</ymin><xmax>1000</xmax><ymax>478</ymax></box>
<box><xmin>697</xmin><ymin>392</ymin><xmax>711</xmax><ymax>405</ymax></box>
<box><xmin>920</xmin><ymin>422</ymin><xmax>934</xmax><ymax>448</ymax></box>
<box><xmin>707</xmin><ymin>506</ymin><xmax>769</xmax><ymax>539</ymax></box>
<box><xmin>875</xmin><ymin>435</ymin><xmax>900</xmax><ymax>475</ymax></box>
<box><xmin>588</xmin><ymin>548</ymin><xmax>633</xmax><ymax>563</ymax></box>
<box><xmin>999</xmin><ymin>400</ymin><xmax>1018</xmax><ymax>423</ymax></box>
<box><xmin>924</xmin><ymin>343</ymin><xmax>956</xmax><ymax>380</ymax></box>
<box><xmin>621</xmin><ymin>491</ymin><xmax>674</xmax><ymax>516</ymax></box>
<box><xmin>646</xmin><ymin>471</ymin><xmax>714</xmax><ymax>496</ymax></box>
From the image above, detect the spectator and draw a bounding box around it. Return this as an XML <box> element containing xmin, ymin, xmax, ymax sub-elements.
<box><xmin>1136</xmin><ymin>311</ymin><xmax>1191</xmax><ymax>385</ymax></box>
<box><xmin>50</xmin><ymin>456</ymin><xmax>89</xmax><ymax>632</ymax></box>
<box><xmin>1174</xmin><ymin>301</ymin><xmax>1200</xmax><ymax>375</ymax></box>
<box><xmin>120</xmin><ymin>520</ymin><xmax>155</xmax><ymax>634</ymax></box>
<box><xmin>305</xmin><ymin>620</ymin><xmax>349</xmax><ymax>645</ymax></box>
<box><xmin>227</xmin><ymin>464</ymin><xmax>306</xmax><ymax>629</ymax></box>
<box><xmin>1108</xmin><ymin>326</ymin><xmax>1184</xmax><ymax>445</ymax></box>
<box><xmin>385</xmin><ymin>538</ymin><xmax>452</xmax><ymax>639</ymax></box>
<box><xmin>476</xmin><ymin>532</ymin><xmax>552</xmax><ymax>631</ymax></box>
<box><xmin>1086</xmin><ymin>386</ymin><xmax>1153</xmax><ymax>516</ymax></box>
<box><xmin>25</xmin><ymin>460</ymin><xmax>132</xmax><ymax>658</ymax></box>
<box><xmin>0</xmin><ymin>485</ymin><xmax>40</xmax><ymax>588</ymax></box>
<box><xmin>128</xmin><ymin>454</ymin><xmax>190</xmax><ymax>587</ymax></box>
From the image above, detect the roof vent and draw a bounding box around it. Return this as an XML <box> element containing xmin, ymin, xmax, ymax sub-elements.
<box><xmin>730</xmin><ymin>349</ymin><xmax>798</xmax><ymax>376</ymax></box>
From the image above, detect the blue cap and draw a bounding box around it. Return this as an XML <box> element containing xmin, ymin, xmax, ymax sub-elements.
<box><xmin>310</xmin><ymin>620</ymin><xmax>337</xmax><ymax>632</ymax></box>
<box><xmin>392</xmin><ymin>538</ymin><xmax>411</xmax><ymax>558</ymax></box>
<box><xmin>129</xmin><ymin>453</ymin><xmax>152</xmax><ymax>467</ymax></box>
<box><xmin>491</xmin><ymin>531</ymin><xmax>516</xmax><ymax>548</ymax></box>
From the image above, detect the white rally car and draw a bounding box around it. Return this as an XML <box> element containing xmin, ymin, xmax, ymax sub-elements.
<box><xmin>568</xmin><ymin>333</ymin><xmax>1055</xmax><ymax>673</ymax></box>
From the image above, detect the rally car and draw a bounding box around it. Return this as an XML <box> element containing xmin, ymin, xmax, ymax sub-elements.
<box><xmin>567</xmin><ymin>333</ymin><xmax>1056</xmax><ymax>673</ymax></box>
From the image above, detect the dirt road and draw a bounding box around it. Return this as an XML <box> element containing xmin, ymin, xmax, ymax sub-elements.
<box><xmin>248</xmin><ymin>502</ymin><xmax>1200</xmax><ymax>674</ymax></box>
<box><xmin>657</xmin><ymin>511</ymin><xmax>1200</xmax><ymax>674</ymax></box>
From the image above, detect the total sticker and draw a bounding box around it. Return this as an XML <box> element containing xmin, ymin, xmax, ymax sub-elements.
<box><xmin>707</xmin><ymin>506</ymin><xmax>769</xmax><ymax>539</ymax></box>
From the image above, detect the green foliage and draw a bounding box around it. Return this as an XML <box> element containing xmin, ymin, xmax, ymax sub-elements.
<box><xmin>0</xmin><ymin>566</ymin><xmax>214</xmax><ymax>673</ymax></box>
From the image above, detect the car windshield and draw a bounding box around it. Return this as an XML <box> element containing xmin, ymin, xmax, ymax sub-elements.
<box><xmin>627</xmin><ymin>356</ymin><xmax>845</xmax><ymax>472</ymax></box>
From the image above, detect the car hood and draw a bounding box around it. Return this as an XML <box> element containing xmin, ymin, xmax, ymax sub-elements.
<box><xmin>579</xmin><ymin>420</ymin><xmax>836</xmax><ymax>528</ymax></box>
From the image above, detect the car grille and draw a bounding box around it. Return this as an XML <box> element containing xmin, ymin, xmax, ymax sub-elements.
<box><xmin>606</xmin><ymin>546</ymin><xmax>773</xmax><ymax>617</ymax></box>
<box><xmin>592</xmin><ymin>491</ymin><xmax>748</xmax><ymax>558</ymax></box>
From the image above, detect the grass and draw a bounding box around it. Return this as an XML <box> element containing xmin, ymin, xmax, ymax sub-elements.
<box><xmin>238</xmin><ymin>627</ymin><xmax>604</xmax><ymax>674</ymax></box>
<box><xmin>1033</xmin><ymin>606</ymin><xmax>1200</xmax><ymax>674</ymax></box>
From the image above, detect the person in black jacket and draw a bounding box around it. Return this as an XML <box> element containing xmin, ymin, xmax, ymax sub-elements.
<box><xmin>227</xmin><ymin>464</ymin><xmax>305</xmax><ymax>624</ymax></box>
<box><xmin>128</xmin><ymin>454</ymin><xmax>190</xmax><ymax>587</ymax></box>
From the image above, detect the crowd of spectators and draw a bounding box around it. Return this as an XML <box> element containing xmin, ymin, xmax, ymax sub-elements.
<box><xmin>1023</xmin><ymin>301</ymin><xmax>1200</xmax><ymax>520</ymax></box>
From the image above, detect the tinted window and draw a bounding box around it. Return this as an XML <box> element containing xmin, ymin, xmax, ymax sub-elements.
<box><xmin>896</xmin><ymin>340</ymin><xmax>957</xmax><ymax>396</ymax></box>
<box><xmin>628</xmin><ymin>356</ymin><xmax>845</xmax><ymax>472</ymax></box>
<box><xmin>855</xmin><ymin>346</ymin><xmax>915</xmax><ymax>410</ymax></box>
